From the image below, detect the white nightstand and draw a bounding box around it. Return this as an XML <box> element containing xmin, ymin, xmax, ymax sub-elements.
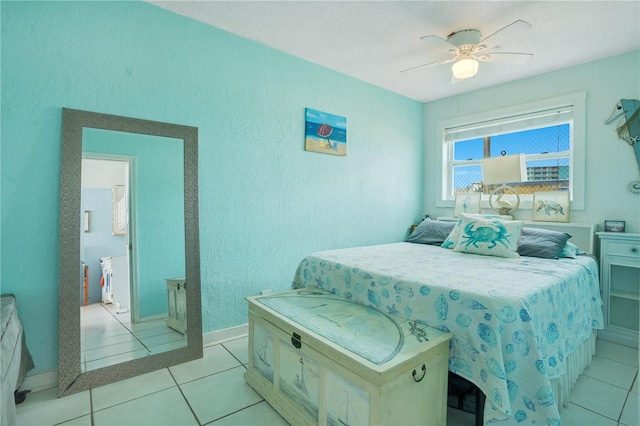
<box><xmin>597</xmin><ymin>232</ymin><xmax>640</xmax><ymax>348</ymax></box>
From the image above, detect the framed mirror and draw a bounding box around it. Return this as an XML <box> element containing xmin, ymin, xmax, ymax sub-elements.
<box><xmin>58</xmin><ymin>108</ymin><xmax>202</xmax><ymax>396</ymax></box>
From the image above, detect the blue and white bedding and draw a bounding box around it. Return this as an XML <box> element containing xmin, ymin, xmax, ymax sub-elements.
<box><xmin>292</xmin><ymin>242</ymin><xmax>604</xmax><ymax>425</ymax></box>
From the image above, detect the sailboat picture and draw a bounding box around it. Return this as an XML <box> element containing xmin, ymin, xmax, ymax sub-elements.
<box><xmin>305</xmin><ymin>108</ymin><xmax>347</xmax><ymax>156</ymax></box>
<box><xmin>326</xmin><ymin>370</ymin><xmax>369</xmax><ymax>426</ymax></box>
<box><xmin>252</xmin><ymin>323</ymin><xmax>274</xmax><ymax>382</ymax></box>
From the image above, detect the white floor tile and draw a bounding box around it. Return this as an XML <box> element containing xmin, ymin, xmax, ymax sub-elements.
<box><xmin>148</xmin><ymin>339</ymin><xmax>188</xmax><ymax>354</ymax></box>
<box><xmin>570</xmin><ymin>375</ymin><xmax>628</xmax><ymax>421</ymax></box>
<box><xmin>93</xmin><ymin>387</ymin><xmax>198</xmax><ymax>426</ymax></box>
<box><xmin>169</xmin><ymin>344</ymin><xmax>242</xmax><ymax>384</ymax></box>
<box><xmin>223</xmin><ymin>336</ymin><xmax>249</xmax><ymax>364</ymax></box>
<box><xmin>584</xmin><ymin>355</ymin><xmax>638</xmax><ymax>391</ymax></box>
<box><xmin>91</xmin><ymin>368</ymin><xmax>176</xmax><ymax>411</ymax></box>
<box><xmin>84</xmin><ymin>339</ymin><xmax>146</xmax><ymax>362</ymax></box>
<box><xmin>620</xmin><ymin>393</ymin><xmax>639</xmax><ymax>426</ymax></box>
<box><xmin>559</xmin><ymin>402</ymin><xmax>617</xmax><ymax>425</ymax></box>
<box><xmin>180</xmin><ymin>366</ymin><xmax>263</xmax><ymax>424</ymax></box>
<box><xmin>57</xmin><ymin>414</ymin><xmax>93</xmax><ymax>425</ymax></box>
<box><xmin>15</xmin><ymin>387</ymin><xmax>90</xmax><ymax>426</ymax></box>
<box><xmin>81</xmin><ymin>331</ymin><xmax>139</xmax><ymax>351</ymax></box>
<box><xmin>210</xmin><ymin>400</ymin><xmax>289</xmax><ymax>425</ymax></box>
<box><xmin>85</xmin><ymin>348</ymin><xmax>150</xmax><ymax>371</ymax></box>
<box><xmin>596</xmin><ymin>340</ymin><xmax>639</xmax><ymax>368</ymax></box>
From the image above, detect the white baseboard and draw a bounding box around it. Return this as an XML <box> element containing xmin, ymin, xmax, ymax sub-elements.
<box><xmin>203</xmin><ymin>323</ymin><xmax>248</xmax><ymax>347</ymax></box>
<box><xmin>21</xmin><ymin>370</ymin><xmax>58</xmax><ymax>393</ymax></box>
<box><xmin>22</xmin><ymin>323</ymin><xmax>249</xmax><ymax>393</ymax></box>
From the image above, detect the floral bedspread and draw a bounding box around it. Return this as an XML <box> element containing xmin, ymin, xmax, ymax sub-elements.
<box><xmin>292</xmin><ymin>242</ymin><xmax>604</xmax><ymax>425</ymax></box>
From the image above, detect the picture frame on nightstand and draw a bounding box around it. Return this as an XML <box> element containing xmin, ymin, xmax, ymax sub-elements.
<box><xmin>604</xmin><ymin>220</ymin><xmax>625</xmax><ymax>232</ymax></box>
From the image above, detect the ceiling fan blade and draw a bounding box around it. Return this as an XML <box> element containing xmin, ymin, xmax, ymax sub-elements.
<box><xmin>419</xmin><ymin>34</ymin><xmax>457</xmax><ymax>52</ymax></box>
<box><xmin>475</xmin><ymin>52</ymin><xmax>533</xmax><ymax>64</ymax></box>
<box><xmin>400</xmin><ymin>56</ymin><xmax>456</xmax><ymax>74</ymax></box>
<box><xmin>478</xmin><ymin>20</ymin><xmax>532</xmax><ymax>51</ymax></box>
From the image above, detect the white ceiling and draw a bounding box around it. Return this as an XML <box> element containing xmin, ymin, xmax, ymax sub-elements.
<box><xmin>148</xmin><ymin>1</ymin><xmax>639</xmax><ymax>103</ymax></box>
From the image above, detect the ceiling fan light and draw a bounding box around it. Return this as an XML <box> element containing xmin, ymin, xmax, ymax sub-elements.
<box><xmin>452</xmin><ymin>58</ymin><xmax>479</xmax><ymax>79</ymax></box>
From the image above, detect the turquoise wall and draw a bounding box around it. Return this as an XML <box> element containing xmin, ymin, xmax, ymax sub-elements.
<box><xmin>423</xmin><ymin>50</ymin><xmax>640</xmax><ymax>232</ymax></box>
<box><xmin>0</xmin><ymin>1</ymin><xmax>424</xmax><ymax>373</ymax></box>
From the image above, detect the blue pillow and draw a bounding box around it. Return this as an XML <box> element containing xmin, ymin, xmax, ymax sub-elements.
<box><xmin>559</xmin><ymin>242</ymin><xmax>585</xmax><ymax>258</ymax></box>
<box><xmin>408</xmin><ymin>218</ymin><xmax>456</xmax><ymax>245</ymax></box>
<box><xmin>517</xmin><ymin>227</ymin><xmax>572</xmax><ymax>259</ymax></box>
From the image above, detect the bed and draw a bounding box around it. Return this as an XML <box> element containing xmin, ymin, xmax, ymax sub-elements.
<box><xmin>292</xmin><ymin>216</ymin><xmax>603</xmax><ymax>426</ymax></box>
<box><xmin>1</xmin><ymin>294</ymin><xmax>35</xmax><ymax>426</ymax></box>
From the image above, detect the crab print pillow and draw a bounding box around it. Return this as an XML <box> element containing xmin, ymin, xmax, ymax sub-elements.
<box><xmin>452</xmin><ymin>214</ymin><xmax>524</xmax><ymax>258</ymax></box>
<box><xmin>441</xmin><ymin>213</ymin><xmax>512</xmax><ymax>249</ymax></box>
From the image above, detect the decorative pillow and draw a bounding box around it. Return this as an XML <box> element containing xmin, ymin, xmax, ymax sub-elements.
<box><xmin>453</xmin><ymin>215</ymin><xmax>524</xmax><ymax>258</ymax></box>
<box><xmin>408</xmin><ymin>218</ymin><xmax>457</xmax><ymax>245</ymax></box>
<box><xmin>441</xmin><ymin>213</ymin><xmax>513</xmax><ymax>249</ymax></box>
<box><xmin>559</xmin><ymin>242</ymin><xmax>585</xmax><ymax>258</ymax></box>
<box><xmin>517</xmin><ymin>227</ymin><xmax>572</xmax><ymax>259</ymax></box>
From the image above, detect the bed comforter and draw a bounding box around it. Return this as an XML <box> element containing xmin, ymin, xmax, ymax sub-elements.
<box><xmin>292</xmin><ymin>242</ymin><xmax>604</xmax><ymax>425</ymax></box>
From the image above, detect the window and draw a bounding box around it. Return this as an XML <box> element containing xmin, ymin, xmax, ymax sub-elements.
<box><xmin>437</xmin><ymin>92</ymin><xmax>586</xmax><ymax>210</ymax></box>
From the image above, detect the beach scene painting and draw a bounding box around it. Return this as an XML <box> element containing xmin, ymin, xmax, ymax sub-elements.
<box><xmin>305</xmin><ymin>108</ymin><xmax>347</xmax><ymax>156</ymax></box>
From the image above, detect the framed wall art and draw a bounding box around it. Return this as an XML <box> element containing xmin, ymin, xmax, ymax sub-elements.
<box><xmin>305</xmin><ymin>108</ymin><xmax>347</xmax><ymax>156</ymax></box>
<box><xmin>532</xmin><ymin>191</ymin><xmax>570</xmax><ymax>222</ymax></box>
<box><xmin>604</xmin><ymin>220</ymin><xmax>625</xmax><ymax>232</ymax></box>
<box><xmin>453</xmin><ymin>192</ymin><xmax>482</xmax><ymax>217</ymax></box>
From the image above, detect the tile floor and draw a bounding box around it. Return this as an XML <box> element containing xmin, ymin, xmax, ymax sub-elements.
<box><xmin>81</xmin><ymin>303</ymin><xmax>187</xmax><ymax>372</ymax></box>
<box><xmin>16</xmin><ymin>337</ymin><xmax>639</xmax><ymax>426</ymax></box>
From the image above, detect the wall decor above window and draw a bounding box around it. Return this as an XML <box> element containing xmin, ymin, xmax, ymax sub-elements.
<box><xmin>305</xmin><ymin>108</ymin><xmax>347</xmax><ymax>156</ymax></box>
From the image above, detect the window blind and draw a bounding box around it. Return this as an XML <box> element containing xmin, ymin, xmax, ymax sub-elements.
<box><xmin>443</xmin><ymin>106</ymin><xmax>574</xmax><ymax>143</ymax></box>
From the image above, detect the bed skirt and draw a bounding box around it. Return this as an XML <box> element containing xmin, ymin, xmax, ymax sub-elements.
<box><xmin>553</xmin><ymin>330</ymin><xmax>597</xmax><ymax>410</ymax></box>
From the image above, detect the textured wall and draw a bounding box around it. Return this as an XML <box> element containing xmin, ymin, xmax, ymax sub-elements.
<box><xmin>0</xmin><ymin>1</ymin><xmax>424</xmax><ymax>372</ymax></box>
<box><xmin>423</xmin><ymin>50</ymin><xmax>640</xmax><ymax>232</ymax></box>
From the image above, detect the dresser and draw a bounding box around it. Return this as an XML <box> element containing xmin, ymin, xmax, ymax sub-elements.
<box><xmin>245</xmin><ymin>289</ymin><xmax>452</xmax><ymax>426</ymax></box>
<box><xmin>597</xmin><ymin>232</ymin><xmax>640</xmax><ymax>348</ymax></box>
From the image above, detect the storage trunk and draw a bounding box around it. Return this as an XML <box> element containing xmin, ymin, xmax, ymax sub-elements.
<box><xmin>245</xmin><ymin>288</ymin><xmax>452</xmax><ymax>426</ymax></box>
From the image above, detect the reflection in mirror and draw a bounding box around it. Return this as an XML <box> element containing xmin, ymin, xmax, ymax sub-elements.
<box><xmin>80</xmin><ymin>129</ymin><xmax>187</xmax><ymax>372</ymax></box>
<box><xmin>59</xmin><ymin>109</ymin><xmax>202</xmax><ymax>396</ymax></box>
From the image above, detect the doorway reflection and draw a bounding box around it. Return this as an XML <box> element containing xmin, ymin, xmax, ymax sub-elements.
<box><xmin>80</xmin><ymin>303</ymin><xmax>186</xmax><ymax>372</ymax></box>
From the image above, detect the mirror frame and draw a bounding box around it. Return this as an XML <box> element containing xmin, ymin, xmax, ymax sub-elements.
<box><xmin>58</xmin><ymin>108</ymin><xmax>202</xmax><ymax>396</ymax></box>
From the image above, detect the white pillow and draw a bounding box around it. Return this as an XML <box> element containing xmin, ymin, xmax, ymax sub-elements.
<box><xmin>441</xmin><ymin>213</ymin><xmax>513</xmax><ymax>249</ymax></box>
<box><xmin>452</xmin><ymin>215</ymin><xmax>524</xmax><ymax>258</ymax></box>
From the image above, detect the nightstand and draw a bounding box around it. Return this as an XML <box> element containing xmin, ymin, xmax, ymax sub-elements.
<box><xmin>597</xmin><ymin>232</ymin><xmax>640</xmax><ymax>348</ymax></box>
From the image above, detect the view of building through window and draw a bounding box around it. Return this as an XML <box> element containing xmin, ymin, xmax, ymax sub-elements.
<box><xmin>452</xmin><ymin>123</ymin><xmax>571</xmax><ymax>195</ymax></box>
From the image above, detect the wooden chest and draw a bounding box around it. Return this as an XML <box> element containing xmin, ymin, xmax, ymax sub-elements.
<box><xmin>245</xmin><ymin>289</ymin><xmax>452</xmax><ymax>426</ymax></box>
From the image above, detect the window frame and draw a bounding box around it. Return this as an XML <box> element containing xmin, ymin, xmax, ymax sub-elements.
<box><xmin>436</xmin><ymin>92</ymin><xmax>586</xmax><ymax>211</ymax></box>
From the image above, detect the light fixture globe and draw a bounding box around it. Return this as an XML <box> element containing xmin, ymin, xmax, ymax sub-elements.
<box><xmin>452</xmin><ymin>58</ymin><xmax>479</xmax><ymax>79</ymax></box>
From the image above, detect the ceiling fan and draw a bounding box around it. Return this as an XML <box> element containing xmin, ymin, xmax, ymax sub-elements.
<box><xmin>402</xmin><ymin>20</ymin><xmax>533</xmax><ymax>83</ymax></box>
